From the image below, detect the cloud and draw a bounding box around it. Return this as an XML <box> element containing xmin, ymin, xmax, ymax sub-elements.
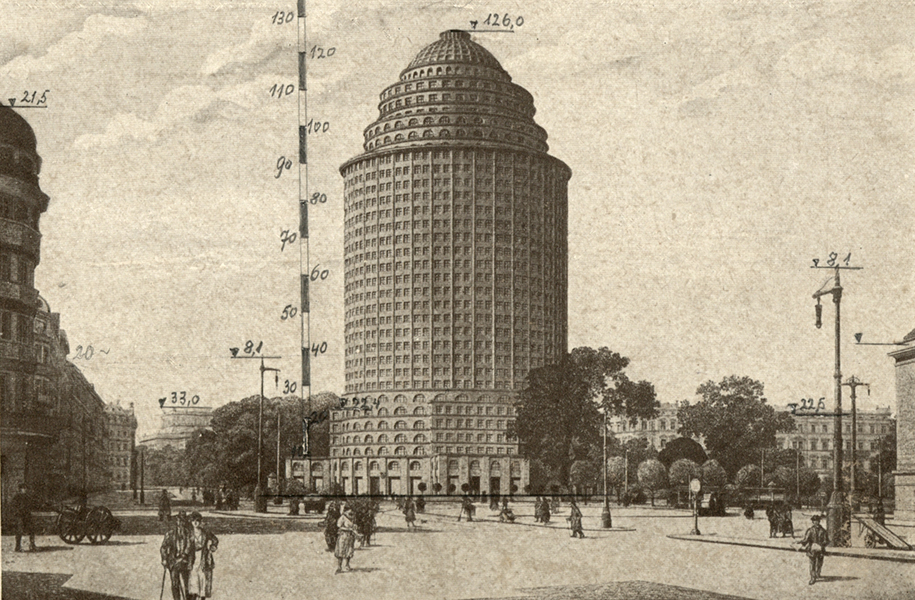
<box><xmin>73</xmin><ymin>112</ymin><xmax>158</xmax><ymax>149</ymax></box>
<box><xmin>0</xmin><ymin>14</ymin><xmax>147</xmax><ymax>79</ymax></box>
<box><xmin>201</xmin><ymin>19</ymin><xmax>289</xmax><ymax>76</ymax></box>
<box><xmin>777</xmin><ymin>38</ymin><xmax>915</xmax><ymax>85</ymax></box>
<box><xmin>72</xmin><ymin>76</ymin><xmax>282</xmax><ymax>149</ymax></box>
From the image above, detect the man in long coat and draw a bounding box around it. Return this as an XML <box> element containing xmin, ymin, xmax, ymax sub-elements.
<box><xmin>161</xmin><ymin>512</ymin><xmax>192</xmax><ymax>600</ymax></box>
<box><xmin>12</xmin><ymin>484</ymin><xmax>37</xmax><ymax>552</ymax></box>
<box><xmin>324</xmin><ymin>501</ymin><xmax>340</xmax><ymax>551</ymax></box>
<box><xmin>568</xmin><ymin>499</ymin><xmax>585</xmax><ymax>538</ymax></box>
<box><xmin>159</xmin><ymin>489</ymin><xmax>172</xmax><ymax>522</ymax></box>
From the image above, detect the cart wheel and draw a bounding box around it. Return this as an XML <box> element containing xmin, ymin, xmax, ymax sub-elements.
<box><xmin>57</xmin><ymin>512</ymin><xmax>85</xmax><ymax>544</ymax></box>
<box><xmin>865</xmin><ymin>533</ymin><xmax>877</xmax><ymax>549</ymax></box>
<box><xmin>86</xmin><ymin>507</ymin><xmax>115</xmax><ymax>544</ymax></box>
<box><xmin>60</xmin><ymin>528</ymin><xmax>86</xmax><ymax>544</ymax></box>
<box><xmin>87</xmin><ymin>528</ymin><xmax>113</xmax><ymax>544</ymax></box>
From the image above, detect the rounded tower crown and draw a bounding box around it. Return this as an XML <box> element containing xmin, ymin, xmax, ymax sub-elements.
<box><xmin>405</xmin><ymin>30</ymin><xmax>506</xmax><ymax>74</ymax></box>
<box><xmin>0</xmin><ymin>105</ymin><xmax>42</xmax><ymax>186</ymax></box>
<box><xmin>350</xmin><ymin>30</ymin><xmax>559</xmax><ymax>162</ymax></box>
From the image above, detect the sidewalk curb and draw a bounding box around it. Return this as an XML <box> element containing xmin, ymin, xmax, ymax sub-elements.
<box><xmin>667</xmin><ymin>534</ymin><xmax>915</xmax><ymax>564</ymax></box>
<box><xmin>421</xmin><ymin>511</ymin><xmax>637</xmax><ymax>533</ymax></box>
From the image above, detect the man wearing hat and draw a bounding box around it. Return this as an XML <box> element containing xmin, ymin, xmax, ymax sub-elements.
<box><xmin>161</xmin><ymin>511</ymin><xmax>192</xmax><ymax>599</ymax></box>
<box><xmin>797</xmin><ymin>514</ymin><xmax>829</xmax><ymax>585</ymax></box>
<box><xmin>11</xmin><ymin>483</ymin><xmax>37</xmax><ymax>552</ymax></box>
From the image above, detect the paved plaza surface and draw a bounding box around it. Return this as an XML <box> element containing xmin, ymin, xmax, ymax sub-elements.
<box><xmin>2</xmin><ymin>504</ymin><xmax>913</xmax><ymax>600</ymax></box>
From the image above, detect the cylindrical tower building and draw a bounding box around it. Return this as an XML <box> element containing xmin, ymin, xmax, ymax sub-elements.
<box><xmin>330</xmin><ymin>31</ymin><xmax>569</xmax><ymax>496</ymax></box>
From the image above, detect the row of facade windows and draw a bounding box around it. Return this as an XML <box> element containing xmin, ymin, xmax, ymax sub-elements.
<box><xmin>332</xmin><ymin>446</ymin><xmax>425</xmax><ymax>456</ymax></box>
<box><xmin>0</xmin><ymin>311</ymin><xmax>33</xmax><ymax>343</ymax></box>
<box><xmin>0</xmin><ymin>253</ymin><xmax>34</xmax><ymax>286</ymax></box>
<box><xmin>335</xmin><ymin>433</ymin><xmax>427</xmax><ymax>444</ymax></box>
<box><xmin>345</xmin><ymin>380</ymin><xmax>522</xmax><ymax>390</ymax></box>
<box><xmin>0</xmin><ymin>196</ymin><xmax>40</xmax><ymax>226</ymax></box>
<box><xmin>342</xmin><ymin>149</ymin><xmax>557</xmax><ymax>173</ymax></box>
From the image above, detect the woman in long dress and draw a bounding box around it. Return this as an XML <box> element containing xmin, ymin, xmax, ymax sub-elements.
<box><xmin>403</xmin><ymin>496</ymin><xmax>416</xmax><ymax>530</ymax></box>
<box><xmin>186</xmin><ymin>512</ymin><xmax>218</xmax><ymax>600</ymax></box>
<box><xmin>335</xmin><ymin>506</ymin><xmax>357</xmax><ymax>573</ymax></box>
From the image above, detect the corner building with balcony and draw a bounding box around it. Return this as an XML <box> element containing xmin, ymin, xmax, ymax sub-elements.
<box><xmin>1</xmin><ymin>106</ymin><xmax>52</xmax><ymax>505</ymax></box>
<box><xmin>304</xmin><ymin>31</ymin><xmax>570</xmax><ymax>497</ymax></box>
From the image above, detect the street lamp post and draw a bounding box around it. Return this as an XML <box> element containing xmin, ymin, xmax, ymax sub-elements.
<box><xmin>276</xmin><ymin>409</ymin><xmax>283</xmax><ymax>505</ymax></box>
<box><xmin>232</xmin><ymin>353</ymin><xmax>282</xmax><ymax>513</ymax></box>
<box><xmin>601</xmin><ymin>409</ymin><xmax>611</xmax><ymax>528</ymax></box>
<box><xmin>139</xmin><ymin>446</ymin><xmax>145</xmax><ymax>505</ymax></box>
<box><xmin>842</xmin><ymin>376</ymin><xmax>869</xmax><ymax>512</ymax></box>
<box><xmin>812</xmin><ymin>264</ymin><xmax>859</xmax><ymax>545</ymax></box>
<box><xmin>255</xmin><ymin>357</ymin><xmax>281</xmax><ymax>512</ymax></box>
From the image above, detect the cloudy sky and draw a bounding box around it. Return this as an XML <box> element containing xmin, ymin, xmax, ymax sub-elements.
<box><xmin>2</xmin><ymin>0</ymin><xmax>912</xmax><ymax>438</ymax></box>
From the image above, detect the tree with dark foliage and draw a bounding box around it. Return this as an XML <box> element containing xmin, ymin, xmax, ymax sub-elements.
<box><xmin>677</xmin><ymin>376</ymin><xmax>794</xmax><ymax>477</ymax></box>
<box><xmin>508</xmin><ymin>347</ymin><xmax>659</xmax><ymax>490</ymax></box>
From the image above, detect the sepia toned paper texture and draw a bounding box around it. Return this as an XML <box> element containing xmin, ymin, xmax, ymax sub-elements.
<box><xmin>1</xmin><ymin>1</ymin><xmax>913</xmax><ymax>599</ymax></box>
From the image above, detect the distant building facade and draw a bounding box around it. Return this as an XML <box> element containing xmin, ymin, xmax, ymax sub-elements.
<box><xmin>139</xmin><ymin>405</ymin><xmax>213</xmax><ymax>450</ymax></box>
<box><xmin>608</xmin><ymin>402</ymin><xmax>684</xmax><ymax>450</ymax></box>
<box><xmin>105</xmin><ymin>401</ymin><xmax>137</xmax><ymax>490</ymax></box>
<box><xmin>890</xmin><ymin>328</ymin><xmax>915</xmax><ymax>524</ymax></box>
<box><xmin>774</xmin><ymin>406</ymin><xmax>894</xmax><ymax>480</ymax></box>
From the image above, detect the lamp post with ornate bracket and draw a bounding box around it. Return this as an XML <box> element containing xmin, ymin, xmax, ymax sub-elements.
<box><xmin>811</xmin><ymin>261</ymin><xmax>861</xmax><ymax>545</ymax></box>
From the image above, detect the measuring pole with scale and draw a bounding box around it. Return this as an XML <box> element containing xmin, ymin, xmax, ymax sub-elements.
<box><xmin>297</xmin><ymin>0</ymin><xmax>312</xmax><ymax>453</ymax></box>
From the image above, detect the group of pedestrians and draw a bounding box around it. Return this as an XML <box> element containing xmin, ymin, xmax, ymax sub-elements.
<box><xmin>533</xmin><ymin>496</ymin><xmax>552</xmax><ymax>524</ymax></box>
<box><xmin>765</xmin><ymin>502</ymin><xmax>795</xmax><ymax>538</ymax></box>
<box><xmin>159</xmin><ymin>511</ymin><xmax>219</xmax><ymax>600</ymax></box>
<box><xmin>322</xmin><ymin>498</ymin><xmax>384</xmax><ymax>573</ymax></box>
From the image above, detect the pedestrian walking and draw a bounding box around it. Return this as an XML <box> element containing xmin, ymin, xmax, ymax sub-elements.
<box><xmin>159</xmin><ymin>489</ymin><xmax>172</xmax><ymax>522</ymax></box>
<box><xmin>568</xmin><ymin>499</ymin><xmax>585</xmax><ymax>538</ymax></box>
<box><xmin>781</xmin><ymin>504</ymin><xmax>795</xmax><ymax>538</ymax></box>
<box><xmin>186</xmin><ymin>512</ymin><xmax>218</xmax><ymax>600</ymax></box>
<box><xmin>797</xmin><ymin>514</ymin><xmax>829</xmax><ymax>585</ymax></box>
<box><xmin>765</xmin><ymin>505</ymin><xmax>776</xmax><ymax>537</ymax></box>
<box><xmin>324</xmin><ymin>501</ymin><xmax>340</xmax><ymax>551</ymax></box>
<box><xmin>874</xmin><ymin>499</ymin><xmax>886</xmax><ymax>527</ymax></box>
<box><xmin>458</xmin><ymin>493</ymin><xmax>475</xmax><ymax>522</ymax></box>
<box><xmin>403</xmin><ymin>495</ymin><xmax>417</xmax><ymax>530</ymax></box>
<box><xmin>12</xmin><ymin>484</ymin><xmax>37</xmax><ymax>552</ymax></box>
<box><xmin>160</xmin><ymin>512</ymin><xmax>192</xmax><ymax>600</ymax></box>
<box><xmin>335</xmin><ymin>506</ymin><xmax>357</xmax><ymax>573</ymax></box>
<box><xmin>534</xmin><ymin>496</ymin><xmax>542</xmax><ymax>523</ymax></box>
<box><xmin>540</xmin><ymin>496</ymin><xmax>551</xmax><ymax>524</ymax></box>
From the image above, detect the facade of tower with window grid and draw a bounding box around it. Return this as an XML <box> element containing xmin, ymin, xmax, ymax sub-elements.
<box><xmin>290</xmin><ymin>31</ymin><xmax>569</xmax><ymax>497</ymax></box>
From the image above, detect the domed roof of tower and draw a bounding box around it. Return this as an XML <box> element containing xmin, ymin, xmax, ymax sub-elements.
<box><xmin>0</xmin><ymin>105</ymin><xmax>38</xmax><ymax>154</ymax></box>
<box><xmin>343</xmin><ymin>29</ymin><xmax>571</xmax><ymax>162</ymax></box>
<box><xmin>406</xmin><ymin>30</ymin><xmax>505</xmax><ymax>73</ymax></box>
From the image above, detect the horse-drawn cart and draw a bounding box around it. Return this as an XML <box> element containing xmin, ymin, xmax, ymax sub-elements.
<box><xmin>56</xmin><ymin>505</ymin><xmax>121</xmax><ymax>545</ymax></box>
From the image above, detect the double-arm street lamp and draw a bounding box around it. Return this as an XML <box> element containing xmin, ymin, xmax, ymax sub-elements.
<box><xmin>232</xmin><ymin>354</ymin><xmax>281</xmax><ymax>513</ymax></box>
<box><xmin>812</xmin><ymin>263</ymin><xmax>860</xmax><ymax>544</ymax></box>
